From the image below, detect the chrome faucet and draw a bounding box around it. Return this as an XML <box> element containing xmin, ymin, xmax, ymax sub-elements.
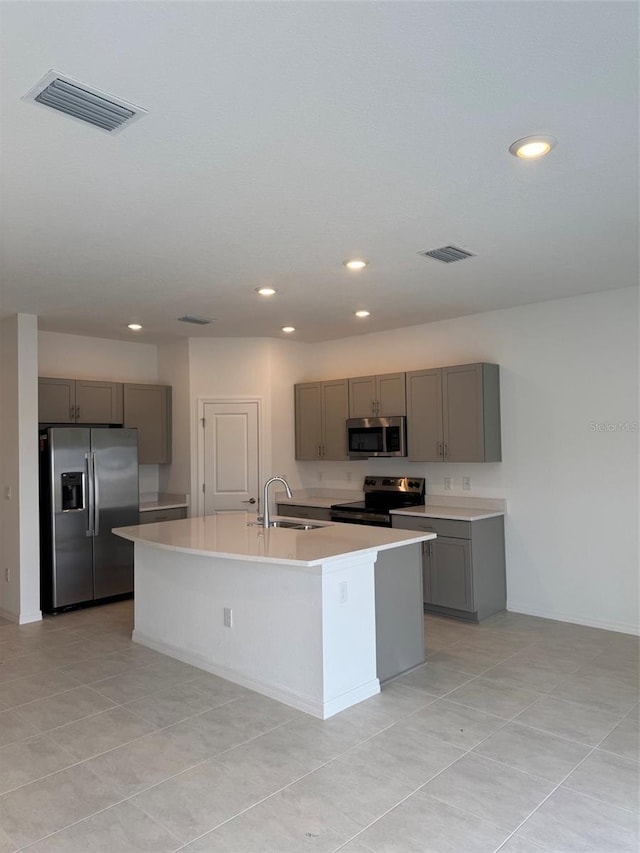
<box><xmin>261</xmin><ymin>476</ymin><xmax>293</xmax><ymax>528</ymax></box>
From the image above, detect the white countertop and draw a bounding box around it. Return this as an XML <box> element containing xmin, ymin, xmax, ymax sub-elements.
<box><xmin>113</xmin><ymin>511</ymin><xmax>435</xmax><ymax>567</ymax></box>
<box><xmin>276</xmin><ymin>491</ymin><xmax>506</xmax><ymax>521</ymax></box>
<box><xmin>139</xmin><ymin>493</ymin><xmax>189</xmax><ymax>512</ymax></box>
<box><xmin>391</xmin><ymin>505</ymin><xmax>505</xmax><ymax>521</ymax></box>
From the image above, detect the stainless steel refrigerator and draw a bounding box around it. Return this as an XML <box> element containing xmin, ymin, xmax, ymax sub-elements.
<box><xmin>39</xmin><ymin>427</ymin><xmax>139</xmax><ymax>613</ymax></box>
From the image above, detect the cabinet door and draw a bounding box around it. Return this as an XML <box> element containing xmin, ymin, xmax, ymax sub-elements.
<box><xmin>348</xmin><ymin>376</ymin><xmax>376</xmax><ymax>418</ymax></box>
<box><xmin>38</xmin><ymin>378</ymin><xmax>76</xmax><ymax>423</ymax></box>
<box><xmin>75</xmin><ymin>381</ymin><xmax>123</xmax><ymax>424</ymax></box>
<box><xmin>376</xmin><ymin>372</ymin><xmax>406</xmax><ymax>416</ymax></box>
<box><xmin>442</xmin><ymin>364</ymin><xmax>484</xmax><ymax>462</ymax></box>
<box><xmin>295</xmin><ymin>383</ymin><xmax>322</xmax><ymax>460</ymax></box>
<box><xmin>430</xmin><ymin>537</ymin><xmax>473</xmax><ymax>612</ymax></box>
<box><xmin>406</xmin><ymin>368</ymin><xmax>443</xmax><ymax>461</ymax></box>
<box><xmin>321</xmin><ymin>379</ymin><xmax>349</xmax><ymax>460</ymax></box>
<box><xmin>124</xmin><ymin>384</ymin><xmax>171</xmax><ymax>464</ymax></box>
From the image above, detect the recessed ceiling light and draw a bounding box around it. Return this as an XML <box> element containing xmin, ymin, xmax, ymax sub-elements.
<box><xmin>127</xmin><ymin>323</ymin><xmax>142</xmax><ymax>331</ymax></box>
<box><xmin>355</xmin><ymin>310</ymin><xmax>370</xmax><ymax>318</ymax></box>
<box><xmin>343</xmin><ymin>259</ymin><xmax>369</xmax><ymax>270</ymax></box>
<box><xmin>256</xmin><ymin>287</ymin><xmax>277</xmax><ymax>296</ymax></box>
<box><xmin>281</xmin><ymin>326</ymin><xmax>295</xmax><ymax>334</ymax></box>
<box><xmin>509</xmin><ymin>135</ymin><xmax>557</xmax><ymax>159</ymax></box>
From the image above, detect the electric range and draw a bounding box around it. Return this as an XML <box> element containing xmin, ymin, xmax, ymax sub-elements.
<box><xmin>330</xmin><ymin>476</ymin><xmax>425</xmax><ymax>527</ymax></box>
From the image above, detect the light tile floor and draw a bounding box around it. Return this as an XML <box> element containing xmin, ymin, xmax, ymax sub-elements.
<box><xmin>0</xmin><ymin>602</ymin><xmax>638</xmax><ymax>852</ymax></box>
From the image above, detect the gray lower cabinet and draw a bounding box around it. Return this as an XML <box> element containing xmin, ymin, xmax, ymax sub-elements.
<box><xmin>392</xmin><ymin>514</ymin><xmax>506</xmax><ymax>621</ymax></box>
<box><xmin>139</xmin><ymin>506</ymin><xmax>187</xmax><ymax>524</ymax></box>
<box><xmin>39</xmin><ymin>377</ymin><xmax>123</xmax><ymax>424</ymax></box>
<box><xmin>123</xmin><ymin>383</ymin><xmax>172</xmax><ymax>464</ymax></box>
<box><xmin>276</xmin><ymin>504</ymin><xmax>332</xmax><ymax>521</ymax></box>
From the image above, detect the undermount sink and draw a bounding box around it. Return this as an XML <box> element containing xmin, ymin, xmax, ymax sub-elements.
<box><xmin>247</xmin><ymin>520</ymin><xmax>326</xmax><ymax>530</ymax></box>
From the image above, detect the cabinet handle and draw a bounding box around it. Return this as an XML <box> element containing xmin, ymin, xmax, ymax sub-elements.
<box><xmin>76</xmin><ymin>406</ymin><xmax>80</xmax><ymax>421</ymax></box>
<box><xmin>437</xmin><ymin>441</ymin><xmax>442</xmax><ymax>457</ymax></box>
<box><xmin>70</xmin><ymin>407</ymin><xmax>75</xmax><ymax>421</ymax></box>
<box><xmin>443</xmin><ymin>443</ymin><xmax>448</xmax><ymax>457</ymax></box>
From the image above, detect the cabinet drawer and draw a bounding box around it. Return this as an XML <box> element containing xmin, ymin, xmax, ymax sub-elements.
<box><xmin>392</xmin><ymin>515</ymin><xmax>471</xmax><ymax>539</ymax></box>
<box><xmin>139</xmin><ymin>507</ymin><xmax>187</xmax><ymax>524</ymax></box>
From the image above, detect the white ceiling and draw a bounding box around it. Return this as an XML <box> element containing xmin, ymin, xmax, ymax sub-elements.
<box><xmin>1</xmin><ymin>1</ymin><xmax>637</xmax><ymax>344</ymax></box>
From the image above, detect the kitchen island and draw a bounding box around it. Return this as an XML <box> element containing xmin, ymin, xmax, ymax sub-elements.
<box><xmin>113</xmin><ymin>512</ymin><xmax>436</xmax><ymax>719</ymax></box>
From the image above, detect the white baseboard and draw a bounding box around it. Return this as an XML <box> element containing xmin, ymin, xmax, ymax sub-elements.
<box><xmin>19</xmin><ymin>610</ymin><xmax>43</xmax><ymax>625</ymax></box>
<box><xmin>507</xmin><ymin>602</ymin><xmax>640</xmax><ymax>636</ymax></box>
<box><xmin>0</xmin><ymin>606</ymin><xmax>41</xmax><ymax>625</ymax></box>
<box><xmin>132</xmin><ymin>629</ymin><xmax>379</xmax><ymax>719</ymax></box>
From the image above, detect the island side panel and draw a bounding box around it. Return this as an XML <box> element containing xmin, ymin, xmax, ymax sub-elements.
<box><xmin>131</xmin><ymin>542</ymin><xmax>379</xmax><ymax>718</ymax></box>
<box><xmin>375</xmin><ymin>543</ymin><xmax>425</xmax><ymax>683</ymax></box>
<box><xmin>320</xmin><ymin>552</ymin><xmax>380</xmax><ymax>718</ymax></box>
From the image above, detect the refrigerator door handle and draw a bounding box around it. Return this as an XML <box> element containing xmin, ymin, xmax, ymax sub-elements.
<box><xmin>92</xmin><ymin>450</ymin><xmax>100</xmax><ymax>536</ymax></box>
<box><xmin>85</xmin><ymin>452</ymin><xmax>94</xmax><ymax>536</ymax></box>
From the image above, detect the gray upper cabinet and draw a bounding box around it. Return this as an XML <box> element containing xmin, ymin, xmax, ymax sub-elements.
<box><xmin>406</xmin><ymin>368</ymin><xmax>443</xmax><ymax>462</ymax></box>
<box><xmin>407</xmin><ymin>363</ymin><xmax>501</xmax><ymax>462</ymax></box>
<box><xmin>39</xmin><ymin>378</ymin><xmax>123</xmax><ymax>424</ymax></box>
<box><xmin>38</xmin><ymin>378</ymin><xmax>76</xmax><ymax>423</ymax></box>
<box><xmin>75</xmin><ymin>380</ymin><xmax>123</xmax><ymax>424</ymax></box>
<box><xmin>348</xmin><ymin>372</ymin><xmax>406</xmax><ymax>418</ymax></box>
<box><xmin>123</xmin><ymin>384</ymin><xmax>172</xmax><ymax>465</ymax></box>
<box><xmin>295</xmin><ymin>379</ymin><xmax>349</xmax><ymax>461</ymax></box>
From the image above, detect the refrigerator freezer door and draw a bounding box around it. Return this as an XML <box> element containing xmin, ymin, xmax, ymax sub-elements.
<box><xmin>48</xmin><ymin>428</ymin><xmax>94</xmax><ymax>608</ymax></box>
<box><xmin>91</xmin><ymin>428</ymin><xmax>138</xmax><ymax>599</ymax></box>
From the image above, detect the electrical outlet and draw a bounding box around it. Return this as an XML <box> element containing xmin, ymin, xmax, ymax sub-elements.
<box><xmin>345</xmin><ymin>471</ymin><xmax>352</xmax><ymax>482</ymax></box>
<box><xmin>339</xmin><ymin>581</ymin><xmax>348</xmax><ymax>604</ymax></box>
<box><xmin>4</xmin><ymin>486</ymin><xmax>10</xmax><ymax>500</ymax></box>
<box><xmin>317</xmin><ymin>471</ymin><xmax>323</xmax><ymax>482</ymax></box>
<box><xmin>4</xmin><ymin>567</ymin><xmax>9</xmax><ymax>583</ymax></box>
<box><xmin>223</xmin><ymin>607</ymin><xmax>232</xmax><ymax>628</ymax></box>
<box><xmin>463</xmin><ymin>476</ymin><xmax>471</xmax><ymax>491</ymax></box>
<box><xmin>444</xmin><ymin>477</ymin><xmax>452</xmax><ymax>491</ymax></box>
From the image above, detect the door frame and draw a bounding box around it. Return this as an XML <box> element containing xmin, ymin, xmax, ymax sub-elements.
<box><xmin>195</xmin><ymin>397</ymin><xmax>264</xmax><ymax>517</ymax></box>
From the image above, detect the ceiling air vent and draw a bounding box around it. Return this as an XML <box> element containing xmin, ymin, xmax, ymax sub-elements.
<box><xmin>418</xmin><ymin>245</ymin><xmax>476</xmax><ymax>263</ymax></box>
<box><xmin>23</xmin><ymin>70</ymin><xmax>147</xmax><ymax>134</ymax></box>
<box><xmin>178</xmin><ymin>315</ymin><xmax>214</xmax><ymax>326</ymax></box>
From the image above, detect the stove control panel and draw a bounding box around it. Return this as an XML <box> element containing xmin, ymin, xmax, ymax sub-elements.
<box><xmin>362</xmin><ymin>476</ymin><xmax>425</xmax><ymax>494</ymax></box>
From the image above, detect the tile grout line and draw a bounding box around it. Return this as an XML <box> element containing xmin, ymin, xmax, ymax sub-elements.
<box><xmin>491</xmin><ymin>696</ymin><xmax>640</xmax><ymax>852</ymax></box>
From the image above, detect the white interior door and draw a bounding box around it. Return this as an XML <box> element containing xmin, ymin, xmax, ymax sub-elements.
<box><xmin>201</xmin><ymin>401</ymin><xmax>260</xmax><ymax>515</ymax></box>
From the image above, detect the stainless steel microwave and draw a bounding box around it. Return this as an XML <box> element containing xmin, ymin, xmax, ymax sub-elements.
<box><xmin>347</xmin><ymin>416</ymin><xmax>407</xmax><ymax>458</ymax></box>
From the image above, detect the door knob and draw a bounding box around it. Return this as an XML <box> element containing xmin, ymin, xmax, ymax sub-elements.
<box><xmin>242</xmin><ymin>498</ymin><xmax>256</xmax><ymax>504</ymax></box>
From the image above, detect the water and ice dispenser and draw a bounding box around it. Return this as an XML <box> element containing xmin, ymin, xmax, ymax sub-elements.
<box><xmin>61</xmin><ymin>472</ymin><xmax>84</xmax><ymax>511</ymax></box>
